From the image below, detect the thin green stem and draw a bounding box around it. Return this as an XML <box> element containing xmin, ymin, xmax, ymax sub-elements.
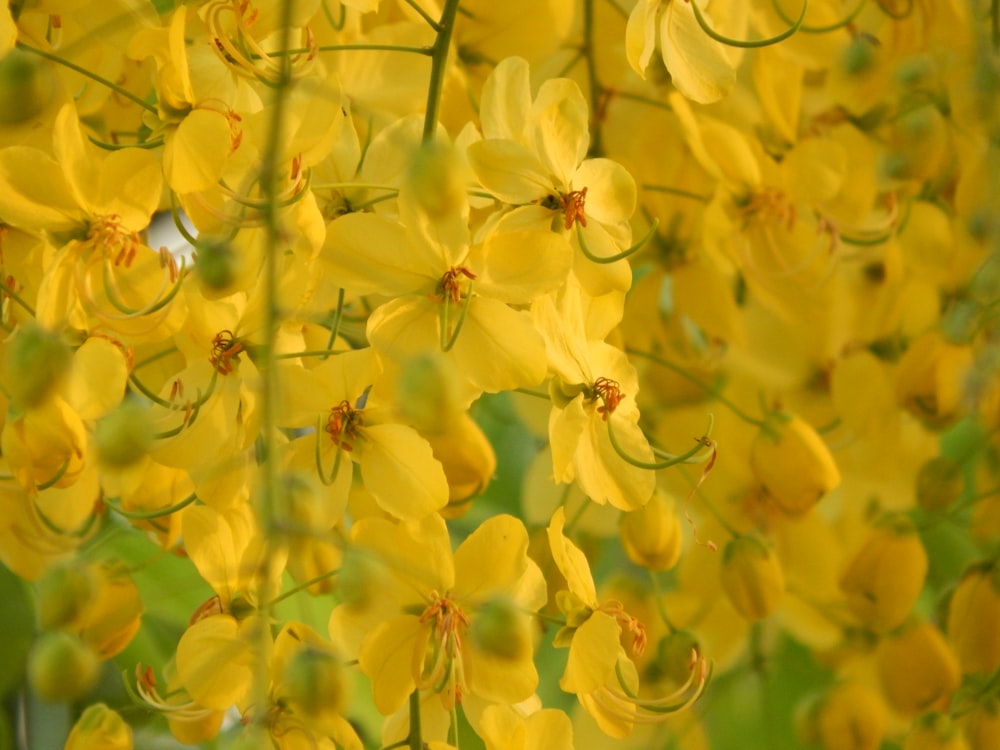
<box><xmin>648</xmin><ymin>570</ymin><xmax>677</xmax><ymax>632</ymax></box>
<box><xmin>613</xmin><ymin>89</ymin><xmax>673</xmax><ymax>113</ymax></box>
<box><xmin>88</xmin><ymin>135</ymin><xmax>164</xmax><ymax>152</ymax></box>
<box><xmin>577</xmin><ymin>220</ymin><xmax>658</xmax><ymax>264</ymax></box>
<box><xmin>403</xmin><ymin>0</ymin><xmax>443</xmax><ymax>30</ymax></box>
<box><xmin>422</xmin><ymin>0</ymin><xmax>462</xmax><ymax>143</ymax></box>
<box><xmin>268</xmin><ymin>569</ymin><xmax>340</xmax><ymax>606</ymax></box>
<box><xmin>625</xmin><ymin>348</ymin><xmax>768</xmax><ymax>428</ymax></box>
<box><xmin>692</xmin><ymin>0</ymin><xmax>807</xmax><ymax>48</ymax></box>
<box><xmin>771</xmin><ymin>0</ymin><xmax>864</xmax><ymax>33</ymax></box>
<box><xmin>513</xmin><ymin>387</ymin><xmax>550</xmax><ymax>400</ymax></box>
<box><xmin>104</xmin><ymin>493</ymin><xmax>197</xmax><ymax>521</ymax></box>
<box><xmin>17</xmin><ymin>43</ymin><xmax>156</xmax><ymax>114</ymax></box>
<box><xmin>608</xmin><ymin>415</ymin><xmax>715</xmax><ymax>470</ymax></box>
<box><xmin>408</xmin><ymin>690</ymin><xmax>423</xmax><ymax>750</ymax></box>
<box><xmin>282</xmin><ymin>44</ymin><xmax>433</xmax><ymax>56</ymax></box>
<box><xmin>642</xmin><ymin>184</ymin><xmax>710</xmax><ymax>203</ymax></box>
<box><xmin>133</xmin><ymin>346</ymin><xmax>179</xmax><ymax>370</ymax></box>
<box><xmin>0</xmin><ymin>281</ymin><xmax>36</xmax><ymax>317</ymax></box>
<box><xmin>582</xmin><ymin>0</ymin><xmax>604</xmax><ymax>156</ymax></box>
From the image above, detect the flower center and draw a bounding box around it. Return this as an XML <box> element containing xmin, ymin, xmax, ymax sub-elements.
<box><xmin>599</xmin><ymin>600</ymin><xmax>647</xmax><ymax>657</ymax></box>
<box><xmin>738</xmin><ymin>187</ymin><xmax>796</xmax><ymax>231</ymax></box>
<box><xmin>592</xmin><ymin>377</ymin><xmax>625</xmax><ymax>420</ymax></box>
<box><xmin>89</xmin><ymin>214</ymin><xmax>141</xmax><ymax>267</ymax></box>
<box><xmin>210</xmin><ymin>330</ymin><xmax>245</xmax><ymax>375</ymax></box>
<box><xmin>325</xmin><ymin>400</ymin><xmax>361</xmax><ymax>451</ymax></box>
<box><xmin>561</xmin><ymin>188</ymin><xmax>588</xmax><ymax>231</ymax></box>
<box><xmin>437</xmin><ymin>265</ymin><xmax>476</xmax><ymax>304</ymax></box>
<box><xmin>419</xmin><ymin>591</ymin><xmax>470</xmax><ymax>706</ymax></box>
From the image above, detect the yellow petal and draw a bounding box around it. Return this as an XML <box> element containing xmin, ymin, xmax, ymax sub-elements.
<box><xmin>547</xmin><ymin>506</ymin><xmax>597</xmax><ymax>604</ymax></box>
<box><xmin>358</xmin><ymin>615</ymin><xmax>427</xmax><ymax>715</ymax></box>
<box><xmin>661</xmin><ymin>0</ymin><xmax>736</xmax><ymax>104</ymax></box>
<box><xmin>560</xmin><ymin>611</ymin><xmax>619</xmax><ymax>694</ymax></box>
<box><xmin>360</xmin><ymin>423</ymin><xmax>449</xmax><ymax>521</ymax></box>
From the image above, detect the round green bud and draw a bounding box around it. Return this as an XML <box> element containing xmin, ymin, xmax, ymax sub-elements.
<box><xmin>0</xmin><ymin>49</ymin><xmax>55</xmax><ymax>126</ymax></box>
<box><xmin>28</xmin><ymin>631</ymin><xmax>99</xmax><ymax>702</ymax></box>
<box><xmin>194</xmin><ymin>239</ymin><xmax>242</xmax><ymax>293</ymax></box>
<box><xmin>649</xmin><ymin>630</ymin><xmax>701</xmax><ymax>687</ymax></box>
<box><xmin>469</xmin><ymin>596</ymin><xmax>532</xmax><ymax>661</ymax></box>
<box><xmin>407</xmin><ymin>142</ymin><xmax>466</xmax><ymax>218</ymax></box>
<box><xmin>842</xmin><ymin>36</ymin><xmax>876</xmax><ymax>76</ymax></box>
<box><xmin>36</xmin><ymin>561</ymin><xmax>97</xmax><ymax>632</ymax></box>
<box><xmin>95</xmin><ymin>399</ymin><xmax>154</xmax><ymax>468</ymax></box>
<box><xmin>395</xmin><ymin>352</ymin><xmax>463</xmax><ymax>434</ymax></box>
<box><xmin>915</xmin><ymin>456</ymin><xmax>963</xmax><ymax>513</ymax></box>
<box><xmin>281</xmin><ymin>644</ymin><xmax>345</xmax><ymax>718</ymax></box>
<box><xmin>3</xmin><ymin>323</ymin><xmax>72</xmax><ymax>409</ymax></box>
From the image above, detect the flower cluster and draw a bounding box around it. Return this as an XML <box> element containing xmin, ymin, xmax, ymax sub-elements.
<box><xmin>0</xmin><ymin>1</ymin><xmax>998</xmax><ymax>749</ymax></box>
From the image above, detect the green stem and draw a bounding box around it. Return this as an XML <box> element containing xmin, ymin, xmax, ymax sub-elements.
<box><xmin>403</xmin><ymin>0</ymin><xmax>443</xmax><ymax>30</ymax></box>
<box><xmin>280</xmin><ymin>44</ymin><xmax>433</xmax><ymax>56</ymax></box>
<box><xmin>104</xmin><ymin>493</ymin><xmax>197</xmax><ymax>521</ymax></box>
<box><xmin>408</xmin><ymin>690</ymin><xmax>423</xmax><ymax>750</ymax></box>
<box><xmin>422</xmin><ymin>0</ymin><xmax>462</xmax><ymax>143</ymax></box>
<box><xmin>607</xmin><ymin>415</ymin><xmax>714</xmax><ymax>470</ymax></box>
<box><xmin>692</xmin><ymin>0</ymin><xmax>807</xmax><ymax>48</ymax></box>
<box><xmin>771</xmin><ymin>0</ymin><xmax>864</xmax><ymax>33</ymax></box>
<box><xmin>577</xmin><ymin>220</ymin><xmax>658</xmax><ymax>264</ymax></box>
<box><xmin>268</xmin><ymin>569</ymin><xmax>340</xmax><ymax>606</ymax></box>
<box><xmin>582</xmin><ymin>0</ymin><xmax>603</xmax><ymax>156</ymax></box>
<box><xmin>17</xmin><ymin>42</ymin><xmax>157</xmax><ymax>114</ymax></box>
<box><xmin>0</xmin><ymin>281</ymin><xmax>36</xmax><ymax>316</ymax></box>
<box><xmin>642</xmin><ymin>184</ymin><xmax>710</xmax><ymax>203</ymax></box>
<box><xmin>625</xmin><ymin>348</ymin><xmax>768</xmax><ymax>428</ymax></box>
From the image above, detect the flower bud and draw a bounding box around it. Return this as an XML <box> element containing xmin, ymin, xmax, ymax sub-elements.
<box><xmin>395</xmin><ymin>352</ymin><xmax>464</xmax><ymax>434</ymax></box>
<box><xmin>960</xmin><ymin>700</ymin><xmax>1000</xmax><ymax>750</ymax></box>
<box><xmin>751</xmin><ymin>416</ymin><xmax>841</xmax><ymax>515</ymax></box>
<box><xmin>649</xmin><ymin>630</ymin><xmax>701</xmax><ymax>687</ymax></box>
<box><xmin>407</xmin><ymin>142</ymin><xmax>467</xmax><ymax>219</ymax></box>
<box><xmin>425</xmin><ymin>413</ymin><xmax>497</xmax><ymax>516</ymax></box>
<box><xmin>946</xmin><ymin>562</ymin><xmax>1000</xmax><ymax>675</ymax></box>
<box><xmin>903</xmin><ymin>712</ymin><xmax>969</xmax><ymax>750</ymax></box>
<box><xmin>0</xmin><ymin>49</ymin><xmax>55</xmax><ymax>126</ymax></box>
<box><xmin>95</xmin><ymin>400</ymin><xmax>154</xmax><ymax>468</ymax></box>
<box><xmin>194</xmin><ymin>238</ymin><xmax>242</xmax><ymax>295</ymax></box>
<box><xmin>803</xmin><ymin>683</ymin><xmax>887</xmax><ymax>750</ymax></box>
<box><xmin>840</xmin><ymin>514</ymin><xmax>928</xmax><ymax>633</ymax></box>
<box><xmin>76</xmin><ymin>560</ymin><xmax>143</xmax><ymax>659</ymax></box>
<box><xmin>896</xmin><ymin>331</ymin><xmax>974</xmax><ymax>429</ymax></box>
<box><xmin>65</xmin><ymin>703</ymin><xmax>133</xmax><ymax>750</ymax></box>
<box><xmin>470</xmin><ymin>595</ymin><xmax>533</xmax><ymax>662</ymax></box>
<box><xmin>2</xmin><ymin>323</ymin><xmax>72</xmax><ymax>409</ymax></box>
<box><xmin>720</xmin><ymin>536</ymin><xmax>785</xmax><ymax>622</ymax></box>
<box><xmin>916</xmin><ymin>456</ymin><xmax>964</xmax><ymax>513</ymax></box>
<box><xmin>620</xmin><ymin>491</ymin><xmax>683</xmax><ymax>571</ymax></box>
<box><xmin>281</xmin><ymin>643</ymin><xmax>346</xmax><ymax>719</ymax></box>
<box><xmin>877</xmin><ymin>620</ymin><xmax>960</xmax><ymax>717</ymax></box>
<box><xmin>35</xmin><ymin>559</ymin><xmax>97</xmax><ymax>632</ymax></box>
<box><xmin>28</xmin><ymin>631</ymin><xmax>99</xmax><ymax>702</ymax></box>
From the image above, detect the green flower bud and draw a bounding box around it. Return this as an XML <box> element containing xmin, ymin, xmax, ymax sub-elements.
<box><xmin>28</xmin><ymin>631</ymin><xmax>99</xmax><ymax>702</ymax></box>
<box><xmin>407</xmin><ymin>142</ymin><xmax>466</xmax><ymax>218</ymax></box>
<box><xmin>720</xmin><ymin>536</ymin><xmax>785</xmax><ymax>622</ymax></box>
<box><xmin>35</xmin><ymin>560</ymin><xmax>97</xmax><ymax>632</ymax></box>
<box><xmin>3</xmin><ymin>323</ymin><xmax>72</xmax><ymax>409</ymax></box>
<box><xmin>916</xmin><ymin>456</ymin><xmax>964</xmax><ymax>513</ymax></box>
<box><xmin>194</xmin><ymin>239</ymin><xmax>242</xmax><ymax>294</ymax></box>
<box><xmin>395</xmin><ymin>352</ymin><xmax>463</xmax><ymax>434</ymax></box>
<box><xmin>469</xmin><ymin>596</ymin><xmax>532</xmax><ymax>662</ymax></box>
<box><xmin>95</xmin><ymin>400</ymin><xmax>153</xmax><ymax>468</ymax></box>
<box><xmin>281</xmin><ymin>644</ymin><xmax>346</xmax><ymax>718</ymax></box>
<box><xmin>648</xmin><ymin>630</ymin><xmax>701</xmax><ymax>687</ymax></box>
<box><xmin>0</xmin><ymin>49</ymin><xmax>55</xmax><ymax>126</ymax></box>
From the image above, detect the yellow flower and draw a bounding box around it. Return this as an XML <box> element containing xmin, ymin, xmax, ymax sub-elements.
<box><xmin>620</xmin><ymin>490</ymin><xmax>683</xmax><ymax>571</ymax></box>
<box><xmin>719</xmin><ymin>535</ymin><xmax>785</xmax><ymax>622</ymax></box>
<box><xmin>625</xmin><ymin>0</ymin><xmax>737</xmax><ymax>103</ymax></box>
<box><xmin>840</xmin><ymin>514</ymin><xmax>928</xmax><ymax>633</ymax></box>
<box><xmin>750</xmin><ymin>414</ymin><xmax>841</xmax><ymax>515</ymax></box>
<box><xmin>876</xmin><ymin>619</ymin><xmax>961</xmax><ymax>717</ymax></box>
<box><xmin>65</xmin><ymin>703</ymin><xmax>132</xmax><ymax>750</ymax></box>
<box><xmin>332</xmin><ymin>513</ymin><xmax>546</xmax><ymax>717</ymax></box>
<box><xmin>946</xmin><ymin>562</ymin><xmax>1000</xmax><ymax>675</ymax></box>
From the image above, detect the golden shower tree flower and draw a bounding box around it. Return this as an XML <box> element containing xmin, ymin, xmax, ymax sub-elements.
<box><xmin>466</xmin><ymin>56</ymin><xmax>638</xmax><ymax>297</ymax></box>
<box><xmin>625</xmin><ymin>0</ymin><xmax>737</xmax><ymax>104</ymax></box>
<box><xmin>330</xmin><ymin>512</ymin><xmax>546</xmax><ymax>723</ymax></box>
<box><xmin>321</xmin><ymin>174</ymin><xmax>572</xmax><ymax>394</ymax></box>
